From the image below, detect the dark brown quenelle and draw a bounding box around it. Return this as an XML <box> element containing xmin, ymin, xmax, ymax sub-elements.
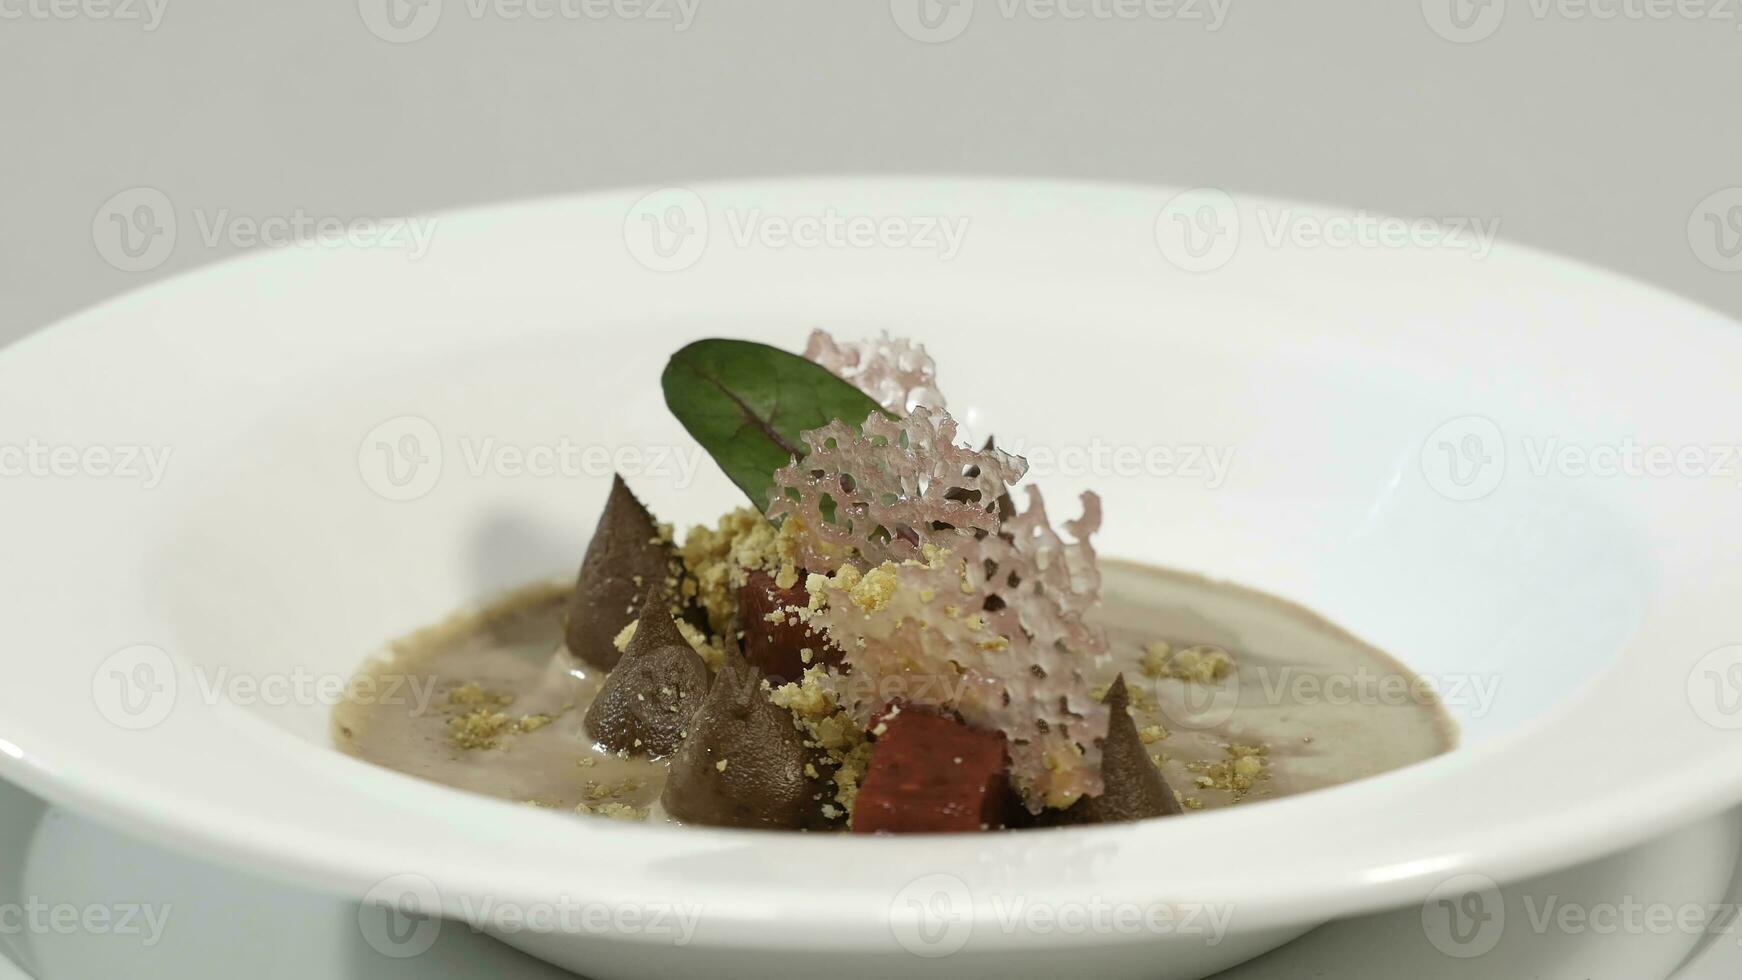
<box><xmin>582</xmin><ymin>584</ymin><xmax>710</xmax><ymax>757</ymax></box>
<box><xmin>660</xmin><ymin>652</ymin><xmax>832</xmax><ymax>830</ymax></box>
<box><xmin>564</xmin><ymin>475</ymin><xmax>679</xmax><ymax>671</ymax></box>
<box><xmin>1047</xmin><ymin>675</ymin><xmax>1182</xmax><ymax>825</ymax></box>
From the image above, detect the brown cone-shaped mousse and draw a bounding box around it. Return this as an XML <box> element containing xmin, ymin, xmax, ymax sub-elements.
<box><xmin>1048</xmin><ymin>675</ymin><xmax>1182</xmax><ymax>825</ymax></box>
<box><xmin>564</xmin><ymin>475</ymin><xmax>677</xmax><ymax>671</ymax></box>
<box><xmin>660</xmin><ymin>654</ymin><xmax>820</xmax><ymax>829</ymax></box>
<box><xmin>739</xmin><ymin>569</ymin><xmax>841</xmax><ymax>684</ymax></box>
<box><xmin>582</xmin><ymin>585</ymin><xmax>709</xmax><ymax>757</ymax></box>
<box><xmin>853</xmin><ymin>705</ymin><xmax>1013</xmax><ymax>834</ymax></box>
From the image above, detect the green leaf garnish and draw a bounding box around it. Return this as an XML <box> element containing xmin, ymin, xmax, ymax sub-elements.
<box><xmin>662</xmin><ymin>339</ymin><xmax>893</xmax><ymax>510</ymax></box>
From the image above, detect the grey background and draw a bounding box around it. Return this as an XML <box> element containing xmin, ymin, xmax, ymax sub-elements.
<box><xmin>1</xmin><ymin>0</ymin><xmax>1739</xmax><ymax>343</ymax></box>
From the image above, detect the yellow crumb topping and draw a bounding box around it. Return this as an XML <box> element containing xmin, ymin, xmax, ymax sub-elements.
<box><xmin>1143</xmin><ymin>642</ymin><xmax>1235</xmax><ymax>684</ymax></box>
<box><xmin>583</xmin><ymin>777</ymin><xmax>646</xmax><ymax>802</ymax></box>
<box><xmin>447</xmin><ymin>709</ymin><xmax>513</xmax><ymax>749</ymax></box>
<box><xmin>1186</xmin><ymin>743</ymin><xmax>1270</xmax><ymax>802</ymax></box>
<box><xmin>848</xmin><ymin>564</ymin><xmax>900</xmax><ymax>613</ymax></box>
<box><xmin>679</xmin><ymin>508</ymin><xmax>804</xmax><ymax>634</ymax></box>
<box><xmin>574</xmin><ymin>801</ymin><xmax>648</xmax><ymax>821</ymax></box>
<box><xmin>768</xmin><ymin>667</ymin><xmax>872</xmax><ymax>819</ymax></box>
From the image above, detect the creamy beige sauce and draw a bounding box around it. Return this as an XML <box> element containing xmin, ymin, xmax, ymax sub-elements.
<box><xmin>334</xmin><ymin>561</ymin><xmax>1456</xmax><ymax>824</ymax></box>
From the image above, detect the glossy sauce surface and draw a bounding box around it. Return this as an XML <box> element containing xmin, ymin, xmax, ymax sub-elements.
<box><xmin>335</xmin><ymin>561</ymin><xmax>1456</xmax><ymax>824</ymax></box>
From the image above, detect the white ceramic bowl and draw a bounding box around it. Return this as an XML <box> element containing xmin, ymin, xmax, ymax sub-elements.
<box><xmin>2</xmin><ymin>179</ymin><xmax>1741</xmax><ymax>979</ymax></box>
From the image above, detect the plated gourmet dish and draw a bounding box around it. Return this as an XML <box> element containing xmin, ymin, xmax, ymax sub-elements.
<box><xmin>336</xmin><ymin>332</ymin><xmax>1454</xmax><ymax>832</ymax></box>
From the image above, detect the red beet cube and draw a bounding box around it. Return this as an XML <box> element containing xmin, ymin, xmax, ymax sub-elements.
<box><xmin>853</xmin><ymin>707</ymin><xmax>1011</xmax><ymax>834</ymax></box>
<box><xmin>738</xmin><ymin>570</ymin><xmax>838</xmax><ymax>683</ymax></box>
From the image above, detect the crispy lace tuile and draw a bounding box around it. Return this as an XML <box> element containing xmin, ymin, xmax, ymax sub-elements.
<box><xmin>804</xmin><ymin>329</ymin><xmax>947</xmax><ymax>414</ymax></box>
<box><xmin>768</xmin><ymin>408</ymin><xmax>1024</xmax><ymax>572</ymax></box>
<box><xmin>771</xmin><ymin>407</ymin><xmax>1110</xmax><ymax>810</ymax></box>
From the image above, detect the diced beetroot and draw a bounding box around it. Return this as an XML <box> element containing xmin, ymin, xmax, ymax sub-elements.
<box><xmin>852</xmin><ymin>707</ymin><xmax>1011</xmax><ymax>834</ymax></box>
<box><xmin>738</xmin><ymin>570</ymin><xmax>839</xmax><ymax>683</ymax></box>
